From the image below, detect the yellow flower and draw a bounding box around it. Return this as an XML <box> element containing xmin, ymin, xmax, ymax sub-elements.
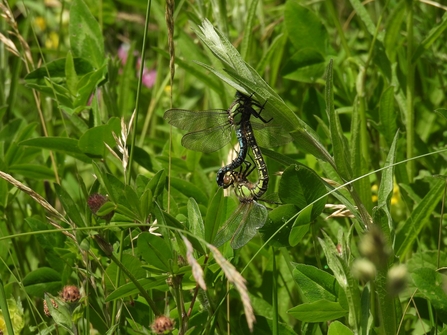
<box><xmin>34</xmin><ymin>16</ymin><xmax>46</xmax><ymax>31</ymax></box>
<box><xmin>45</xmin><ymin>31</ymin><xmax>59</xmax><ymax>49</ymax></box>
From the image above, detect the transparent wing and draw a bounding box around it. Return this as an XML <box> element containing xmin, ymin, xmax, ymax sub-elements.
<box><xmin>164</xmin><ymin>109</ymin><xmax>230</xmax><ymax>131</ymax></box>
<box><xmin>231</xmin><ymin>201</ymin><xmax>268</xmax><ymax>249</ymax></box>
<box><xmin>251</xmin><ymin>121</ymin><xmax>293</xmax><ymax>148</ymax></box>
<box><xmin>213</xmin><ymin>203</ymin><xmax>248</xmax><ymax>248</ymax></box>
<box><xmin>181</xmin><ymin>125</ymin><xmax>233</xmax><ymax>153</ymax></box>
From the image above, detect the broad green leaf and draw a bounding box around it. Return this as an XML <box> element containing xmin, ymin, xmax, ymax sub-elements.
<box><xmin>282</xmin><ymin>48</ymin><xmax>326</xmax><ymax>83</ymax></box>
<box><xmin>373</xmin><ymin>131</ymin><xmax>399</xmax><ymax>239</ymax></box>
<box><xmin>104</xmin><ymin>254</ymin><xmax>146</xmax><ymax>291</ymax></box>
<box><xmin>284</xmin><ymin>2</ymin><xmax>328</xmax><ymax>54</ymax></box>
<box><xmin>44</xmin><ymin>294</ymin><xmax>74</xmax><ymax>334</ymax></box>
<box><xmin>407</xmin><ymin>251</ymin><xmax>447</xmax><ymax>273</ymax></box>
<box><xmin>106</xmin><ymin>277</ymin><xmax>167</xmax><ymax>301</ymax></box>
<box><xmin>78</xmin><ymin>117</ymin><xmax>121</xmax><ymax>156</ymax></box>
<box><xmin>256</xmin><ymin>33</ymin><xmax>287</xmax><ymax>75</ymax></box>
<box><xmin>260</xmin><ymin>204</ymin><xmax>298</xmax><ymax>248</ymax></box>
<box><xmin>147</xmin><ymin>169</ymin><xmax>166</xmax><ymax>200</ymax></box>
<box><xmin>292</xmin><ymin>264</ymin><xmax>338</xmax><ymax>303</ymax></box>
<box><xmin>240</xmin><ymin>314</ymin><xmax>296</xmax><ymax>335</ymax></box>
<box><xmin>384</xmin><ymin>1</ymin><xmax>405</xmax><ymax>62</ymax></box>
<box><xmin>65</xmin><ymin>51</ymin><xmax>77</xmax><ymax>95</ymax></box>
<box><xmin>379</xmin><ymin>86</ymin><xmax>398</xmax><ymax>148</ymax></box>
<box><xmin>69</xmin><ymin>0</ymin><xmax>105</xmax><ymax>69</ymax></box>
<box><xmin>138</xmin><ymin>232</ymin><xmax>172</xmax><ymax>272</ymax></box>
<box><xmin>170</xmin><ymin>177</ymin><xmax>208</xmax><ymax>205</ymax></box>
<box><xmin>23</xmin><ymin>267</ymin><xmax>61</xmax><ymax>296</ymax></box>
<box><xmin>290</xmin><ymin>128</ymin><xmax>335</xmax><ymax>166</ymax></box>
<box><xmin>20</xmin><ymin>137</ymin><xmax>92</xmax><ymax>163</ymax></box>
<box><xmin>289</xmin><ymin>213</ymin><xmax>309</xmax><ymax>247</ymax></box>
<box><xmin>348</xmin><ymin>0</ymin><xmax>382</xmax><ymax>41</ymax></box>
<box><xmin>288</xmin><ymin>300</ymin><xmax>347</xmax><ymax>322</ymax></box>
<box><xmin>395</xmin><ymin>177</ymin><xmax>445</xmax><ymax>257</ymax></box>
<box><xmin>25</xmin><ymin>57</ymin><xmax>94</xmax><ymax>83</ymax></box>
<box><xmin>412</xmin><ymin>11</ymin><xmax>447</xmax><ymax>63</ymax></box>
<box><xmin>435</xmin><ymin>108</ymin><xmax>447</xmax><ymax>121</ymax></box>
<box><xmin>412</xmin><ymin>268</ymin><xmax>447</xmax><ymax>318</ymax></box>
<box><xmin>328</xmin><ymin>321</ymin><xmax>354</xmax><ymax>335</ymax></box>
<box><xmin>54</xmin><ymin>183</ymin><xmax>85</xmax><ymax>227</ymax></box>
<box><xmin>279</xmin><ymin>164</ymin><xmax>327</xmax><ymax>218</ymax></box>
<box><xmin>319</xmin><ymin>231</ymin><xmax>360</xmax><ymax>329</ymax></box>
<box><xmin>325</xmin><ymin>60</ymin><xmax>352</xmax><ymax>180</ymax></box>
<box><xmin>240</xmin><ymin>0</ymin><xmax>259</xmax><ymax>60</ymax></box>
<box><xmin>9</xmin><ymin>164</ymin><xmax>55</xmax><ymax>180</ymax></box>
<box><xmin>73</xmin><ymin>63</ymin><xmax>108</xmax><ymax>109</ymax></box>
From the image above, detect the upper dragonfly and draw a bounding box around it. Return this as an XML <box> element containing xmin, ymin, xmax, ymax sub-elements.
<box><xmin>163</xmin><ymin>92</ymin><xmax>291</xmax><ymax>186</ymax></box>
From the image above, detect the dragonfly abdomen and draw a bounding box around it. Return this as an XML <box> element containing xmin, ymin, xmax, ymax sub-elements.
<box><xmin>216</xmin><ymin>127</ymin><xmax>249</xmax><ymax>187</ymax></box>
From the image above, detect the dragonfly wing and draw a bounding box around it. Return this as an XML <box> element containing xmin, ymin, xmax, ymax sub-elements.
<box><xmin>251</xmin><ymin>121</ymin><xmax>293</xmax><ymax>147</ymax></box>
<box><xmin>181</xmin><ymin>125</ymin><xmax>232</xmax><ymax>153</ymax></box>
<box><xmin>213</xmin><ymin>204</ymin><xmax>246</xmax><ymax>248</ymax></box>
<box><xmin>164</xmin><ymin>109</ymin><xmax>230</xmax><ymax>131</ymax></box>
<box><xmin>231</xmin><ymin>201</ymin><xmax>268</xmax><ymax>249</ymax></box>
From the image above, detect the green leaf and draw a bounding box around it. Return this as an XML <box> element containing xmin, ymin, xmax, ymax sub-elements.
<box><xmin>412</xmin><ymin>268</ymin><xmax>447</xmax><ymax>318</ymax></box>
<box><xmin>325</xmin><ymin>60</ymin><xmax>352</xmax><ymax>180</ymax></box>
<box><xmin>260</xmin><ymin>204</ymin><xmax>298</xmax><ymax>248</ymax></box>
<box><xmin>395</xmin><ymin>177</ymin><xmax>445</xmax><ymax>257</ymax></box>
<box><xmin>78</xmin><ymin>117</ymin><xmax>121</xmax><ymax>156</ymax></box>
<box><xmin>379</xmin><ymin>86</ymin><xmax>398</xmax><ymax>148</ymax></box>
<box><xmin>435</xmin><ymin>108</ymin><xmax>447</xmax><ymax>121</ymax></box>
<box><xmin>292</xmin><ymin>264</ymin><xmax>339</xmax><ymax>303</ymax></box>
<box><xmin>240</xmin><ymin>314</ymin><xmax>296</xmax><ymax>335</ymax></box>
<box><xmin>44</xmin><ymin>294</ymin><xmax>74</xmax><ymax>334</ymax></box>
<box><xmin>284</xmin><ymin>1</ymin><xmax>328</xmax><ymax>54</ymax></box>
<box><xmin>282</xmin><ymin>48</ymin><xmax>326</xmax><ymax>83</ymax></box>
<box><xmin>288</xmin><ymin>300</ymin><xmax>347</xmax><ymax>322</ymax></box>
<box><xmin>9</xmin><ymin>164</ymin><xmax>55</xmax><ymax>180</ymax></box>
<box><xmin>348</xmin><ymin>0</ymin><xmax>382</xmax><ymax>41</ymax></box>
<box><xmin>319</xmin><ymin>231</ymin><xmax>360</xmax><ymax>329</ymax></box>
<box><xmin>279</xmin><ymin>164</ymin><xmax>327</xmax><ymax>217</ymax></box>
<box><xmin>69</xmin><ymin>0</ymin><xmax>105</xmax><ymax>69</ymax></box>
<box><xmin>240</xmin><ymin>0</ymin><xmax>259</xmax><ymax>60</ymax></box>
<box><xmin>65</xmin><ymin>51</ymin><xmax>78</xmax><ymax>95</ymax></box>
<box><xmin>289</xmin><ymin>210</ymin><xmax>309</xmax><ymax>247</ymax></box>
<box><xmin>384</xmin><ymin>1</ymin><xmax>405</xmax><ymax>62</ymax></box>
<box><xmin>106</xmin><ymin>277</ymin><xmax>167</xmax><ymax>301</ymax></box>
<box><xmin>25</xmin><ymin>57</ymin><xmax>94</xmax><ymax>83</ymax></box>
<box><xmin>170</xmin><ymin>177</ymin><xmax>208</xmax><ymax>206</ymax></box>
<box><xmin>73</xmin><ymin>63</ymin><xmax>108</xmax><ymax>108</ymax></box>
<box><xmin>54</xmin><ymin>183</ymin><xmax>85</xmax><ymax>227</ymax></box>
<box><xmin>23</xmin><ymin>267</ymin><xmax>61</xmax><ymax>296</ymax></box>
<box><xmin>138</xmin><ymin>232</ymin><xmax>172</xmax><ymax>272</ymax></box>
<box><xmin>412</xmin><ymin>12</ymin><xmax>447</xmax><ymax>63</ymax></box>
<box><xmin>328</xmin><ymin>321</ymin><xmax>354</xmax><ymax>335</ymax></box>
<box><xmin>147</xmin><ymin>169</ymin><xmax>166</xmax><ymax>200</ymax></box>
<box><xmin>20</xmin><ymin>137</ymin><xmax>92</xmax><ymax>163</ymax></box>
<box><xmin>104</xmin><ymin>254</ymin><xmax>146</xmax><ymax>291</ymax></box>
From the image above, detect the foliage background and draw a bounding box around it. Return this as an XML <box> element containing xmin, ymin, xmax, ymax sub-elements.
<box><xmin>1</xmin><ymin>0</ymin><xmax>447</xmax><ymax>334</ymax></box>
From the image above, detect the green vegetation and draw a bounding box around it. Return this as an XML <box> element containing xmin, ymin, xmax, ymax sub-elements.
<box><xmin>1</xmin><ymin>0</ymin><xmax>447</xmax><ymax>334</ymax></box>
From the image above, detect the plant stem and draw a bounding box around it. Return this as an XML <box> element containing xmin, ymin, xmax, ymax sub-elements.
<box><xmin>272</xmin><ymin>248</ymin><xmax>279</xmax><ymax>335</ymax></box>
<box><xmin>406</xmin><ymin>0</ymin><xmax>415</xmax><ymax>182</ymax></box>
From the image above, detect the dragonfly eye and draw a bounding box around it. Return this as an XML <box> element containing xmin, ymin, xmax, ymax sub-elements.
<box><xmin>222</xmin><ymin>174</ymin><xmax>234</xmax><ymax>189</ymax></box>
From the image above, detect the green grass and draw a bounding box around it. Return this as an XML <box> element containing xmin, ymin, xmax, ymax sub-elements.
<box><xmin>1</xmin><ymin>0</ymin><xmax>447</xmax><ymax>334</ymax></box>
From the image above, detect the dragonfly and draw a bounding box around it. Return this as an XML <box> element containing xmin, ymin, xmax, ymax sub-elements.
<box><xmin>213</xmin><ymin>119</ymin><xmax>269</xmax><ymax>249</ymax></box>
<box><xmin>163</xmin><ymin>92</ymin><xmax>291</xmax><ymax>187</ymax></box>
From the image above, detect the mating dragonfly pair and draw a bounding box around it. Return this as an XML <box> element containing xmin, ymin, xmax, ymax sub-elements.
<box><xmin>164</xmin><ymin>92</ymin><xmax>291</xmax><ymax>249</ymax></box>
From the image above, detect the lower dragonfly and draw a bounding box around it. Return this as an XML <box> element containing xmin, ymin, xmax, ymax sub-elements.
<box><xmin>213</xmin><ymin>118</ymin><xmax>269</xmax><ymax>249</ymax></box>
<box><xmin>164</xmin><ymin>92</ymin><xmax>291</xmax><ymax>187</ymax></box>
